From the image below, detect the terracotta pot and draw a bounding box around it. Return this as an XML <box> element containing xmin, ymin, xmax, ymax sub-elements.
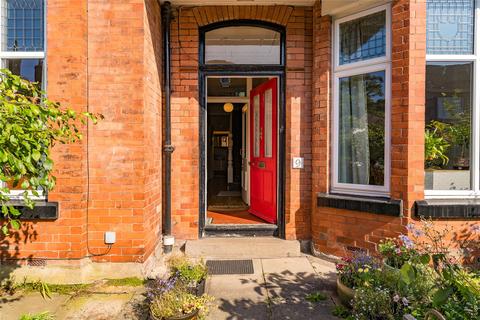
<box><xmin>336</xmin><ymin>278</ymin><xmax>355</xmax><ymax>307</ymax></box>
<box><xmin>151</xmin><ymin>309</ymin><xmax>199</xmax><ymax>320</ymax></box>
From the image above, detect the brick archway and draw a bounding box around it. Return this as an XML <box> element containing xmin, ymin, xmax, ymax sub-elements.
<box><xmin>192</xmin><ymin>6</ymin><xmax>294</xmax><ymax>27</ymax></box>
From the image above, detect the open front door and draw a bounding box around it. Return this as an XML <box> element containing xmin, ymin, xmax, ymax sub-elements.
<box><xmin>249</xmin><ymin>78</ymin><xmax>277</xmax><ymax>224</ymax></box>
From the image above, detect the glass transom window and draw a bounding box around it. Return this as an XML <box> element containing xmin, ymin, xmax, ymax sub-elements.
<box><xmin>339</xmin><ymin>10</ymin><xmax>386</xmax><ymax>65</ymax></box>
<box><xmin>205</xmin><ymin>26</ymin><xmax>281</xmax><ymax>65</ymax></box>
<box><xmin>427</xmin><ymin>0</ymin><xmax>475</xmax><ymax>55</ymax></box>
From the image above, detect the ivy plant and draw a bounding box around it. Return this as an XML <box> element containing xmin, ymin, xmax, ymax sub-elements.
<box><xmin>0</xmin><ymin>69</ymin><xmax>102</xmax><ymax>235</ymax></box>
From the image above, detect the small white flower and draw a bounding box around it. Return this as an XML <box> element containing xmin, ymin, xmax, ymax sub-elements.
<box><xmin>393</xmin><ymin>295</ymin><xmax>400</xmax><ymax>302</ymax></box>
<box><xmin>402</xmin><ymin>297</ymin><xmax>409</xmax><ymax>306</ymax></box>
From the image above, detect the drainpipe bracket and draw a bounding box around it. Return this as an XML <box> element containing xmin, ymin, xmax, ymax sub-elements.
<box><xmin>163</xmin><ymin>145</ymin><xmax>175</xmax><ymax>153</ymax></box>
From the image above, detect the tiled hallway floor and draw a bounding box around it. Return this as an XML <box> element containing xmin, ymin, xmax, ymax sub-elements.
<box><xmin>207</xmin><ymin>210</ymin><xmax>267</xmax><ymax>225</ymax></box>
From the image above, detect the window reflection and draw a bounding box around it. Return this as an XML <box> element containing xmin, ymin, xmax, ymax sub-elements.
<box><xmin>205</xmin><ymin>26</ymin><xmax>281</xmax><ymax>65</ymax></box>
<box><xmin>6</xmin><ymin>59</ymin><xmax>43</xmax><ymax>86</ymax></box>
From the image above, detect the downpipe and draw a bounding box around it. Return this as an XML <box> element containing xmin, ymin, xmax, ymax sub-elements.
<box><xmin>161</xmin><ymin>1</ymin><xmax>175</xmax><ymax>254</ymax></box>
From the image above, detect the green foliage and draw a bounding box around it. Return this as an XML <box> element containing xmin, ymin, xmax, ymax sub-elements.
<box><xmin>433</xmin><ymin>265</ymin><xmax>480</xmax><ymax>319</ymax></box>
<box><xmin>424</xmin><ymin>120</ymin><xmax>451</xmax><ymax>168</ymax></box>
<box><xmin>0</xmin><ymin>69</ymin><xmax>102</xmax><ymax>234</ymax></box>
<box><xmin>149</xmin><ymin>284</ymin><xmax>214</xmax><ymax>320</ymax></box>
<box><xmin>105</xmin><ymin>277</ymin><xmax>145</xmax><ymax>287</ymax></box>
<box><xmin>17</xmin><ymin>280</ymin><xmax>89</xmax><ymax>296</ymax></box>
<box><xmin>352</xmin><ymin>286</ymin><xmax>394</xmax><ymax>320</ymax></box>
<box><xmin>305</xmin><ymin>291</ymin><xmax>327</xmax><ymax>302</ymax></box>
<box><xmin>168</xmin><ymin>255</ymin><xmax>208</xmax><ymax>286</ymax></box>
<box><xmin>19</xmin><ymin>312</ymin><xmax>54</xmax><ymax>320</ymax></box>
<box><xmin>331</xmin><ymin>305</ymin><xmax>352</xmax><ymax>319</ymax></box>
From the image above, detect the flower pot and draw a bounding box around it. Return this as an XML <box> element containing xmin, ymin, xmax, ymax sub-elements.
<box><xmin>196</xmin><ymin>279</ymin><xmax>206</xmax><ymax>296</ymax></box>
<box><xmin>336</xmin><ymin>278</ymin><xmax>355</xmax><ymax>307</ymax></box>
<box><xmin>383</xmin><ymin>260</ymin><xmax>401</xmax><ymax>273</ymax></box>
<box><xmin>151</xmin><ymin>309</ymin><xmax>199</xmax><ymax>320</ymax></box>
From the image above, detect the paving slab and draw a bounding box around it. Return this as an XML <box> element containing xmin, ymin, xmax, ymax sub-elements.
<box><xmin>0</xmin><ymin>293</ymin><xmax>69</xmax><ymax>320</ymax></box>
<box><xmin>263</xmin><ymin>257</ymin><xmax>337</xmax><ymax>320</ymax></box>
<box><xmin>205</xmin><ymin>256</ymin><xmax>339</xmax><ymax>320</ymax></box>
<box><xmin>186</xmin><ymin>237</ymin><xmax>301</xmax><ymax>259</ymax></box>
<box><xmin>207</xmin><ymin>259</ymin><xmax>270</xmax><ymax>320</ymax></box>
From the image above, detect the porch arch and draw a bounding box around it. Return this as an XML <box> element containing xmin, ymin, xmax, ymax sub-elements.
<box><xmin>192</xmin><ymin>6</ymin><xmax>294</xmax><ymax>27</ymax></box>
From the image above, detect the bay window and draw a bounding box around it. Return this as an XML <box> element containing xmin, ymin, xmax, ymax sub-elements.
<box><xmin>425</xmin><ymin>0</ymin><xmax>479</xmax><ymax>197</ymax></box>
<box><xmin>332</xmin><ymin>5</ymin><xmax>391</xmax><ymax>196</ymax></box>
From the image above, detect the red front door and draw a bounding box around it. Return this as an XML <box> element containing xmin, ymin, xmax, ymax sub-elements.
<box><xmin>249</xmin><ymin>78</ymin><xmax>277</xmax><ymax>224</ymax></box>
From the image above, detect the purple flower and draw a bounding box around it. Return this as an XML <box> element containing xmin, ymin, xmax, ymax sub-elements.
<box><xmin>399</xmin><ymin>235</ymin><xmax>414</xmax><ymax>249</ymax></box>
<box><xmin>401</xmin><ymin>297</ymin><xmax>409</xmax><ymax>306</ymax></box>
<box><xmin>472</xmin><ymin>225</ymin><xmax>480</xmax><ymax>233</ymax></box>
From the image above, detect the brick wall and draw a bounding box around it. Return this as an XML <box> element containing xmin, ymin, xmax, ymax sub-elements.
<box><xmin>169</xmin><ymin>5</ymin><xmax>313</xmax><ymax>240</ymax></box>
<box><xmin>1</xmin><ymin>0</ymin><xmax>163</xmax><ymax>264</ymax></box>
<box><xmin>311</xmin><ymin>0</ymin><xmax>426</xmax><ymax>256</ymax></box>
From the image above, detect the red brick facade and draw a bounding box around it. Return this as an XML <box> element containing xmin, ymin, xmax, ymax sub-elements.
<box><xmin>1</xmin><ymin>0</ymin><xmax>478</xmax><ymax>267</ymax></box>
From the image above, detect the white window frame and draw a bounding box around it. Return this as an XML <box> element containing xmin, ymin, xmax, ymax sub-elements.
<box><xmin>0</xmin><ymin>0</ymin><xmax>47</xmax><ymax>200</ymax></box>
<box><xmin>331</xmin><ymin>4</ymin><xmax>392</xmax><ymax>197</ymax></box>
<box><xmin>425</xmin><ymin>0</ymin><xmax>480</xmax><ymax>199</ymax></box>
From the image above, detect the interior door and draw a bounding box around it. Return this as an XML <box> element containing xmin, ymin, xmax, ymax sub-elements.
<box><xmin>249</xmin><ymin>78</ymin><xmax>277</xmax><ymax>223</ymax></box>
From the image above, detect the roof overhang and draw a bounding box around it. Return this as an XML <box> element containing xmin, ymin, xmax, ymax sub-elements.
<box><xmin>166</xmin><ymin>0</ymin><xmax>388</xmax><ymax>17</ymax></box>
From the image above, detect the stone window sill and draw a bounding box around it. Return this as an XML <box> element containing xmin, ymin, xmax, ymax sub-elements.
<box><xmin>415</xmin><ymin>199</ymin><xmax>480</xmax><ymax>219</ymax></box>
<box><xmin>8</xmin><ymin>201</ymin><xmax>58</xmax><ymax>220</ymax></box>
<box><xmin>317</xmin><ymin>193</ymin><xmax>403</xmax><ymax>217</ymax></box>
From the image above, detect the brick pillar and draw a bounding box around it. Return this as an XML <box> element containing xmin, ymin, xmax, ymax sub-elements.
<box><xmin>390</xmin><ymin>0</ymin><xmax>426</xmax><ymax>217</ymax></box>
<box><xmin>311</xmin><ymin>1</ymin><xmax>332</xmax><ymax>250</ymax></box>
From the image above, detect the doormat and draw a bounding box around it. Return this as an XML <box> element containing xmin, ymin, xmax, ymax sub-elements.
<box><xmin>206</xmin><ymin>259</ymin><xmax>254</xmax><ymax>275</ymax></box>
<box><xmin>217</xmin><ymin>191</ymin><xmax>242</xmax><ymax>197</ymax></box>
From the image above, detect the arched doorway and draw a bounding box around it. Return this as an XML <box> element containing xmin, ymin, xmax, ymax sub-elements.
<box><xmin>198</xmin><ymin>20</ymin><xmax>287</xmax><ymax>238</ymax></box>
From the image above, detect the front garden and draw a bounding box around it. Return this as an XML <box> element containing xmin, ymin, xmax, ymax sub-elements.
<box><xmin>334</xmin><ymin>219</ymin><xmax>480</xmax><ymax>320</ymax></box>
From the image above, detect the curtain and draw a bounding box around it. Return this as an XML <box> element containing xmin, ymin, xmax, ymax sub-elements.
<box><xmin>339</xmin><ymin>74</ymin><xmax>370</xmax><ymax>185</ymax></box>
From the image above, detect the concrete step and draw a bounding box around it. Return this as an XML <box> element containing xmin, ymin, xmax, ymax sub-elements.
<box><xmin>185</xmin><ymin>237</ymin><xmax>302</xmax><ymax>259</ymax></box>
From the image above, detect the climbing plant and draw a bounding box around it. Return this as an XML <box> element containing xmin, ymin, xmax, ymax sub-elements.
<box><xmin>0</xmin><ymin>69</ymin><xmax>102</xmax><ymax>235</ymax></box>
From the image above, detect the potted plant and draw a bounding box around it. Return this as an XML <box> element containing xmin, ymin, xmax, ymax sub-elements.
<box><xmin>336</xmin><ymin>253</ymin><xmax>379</xmax><ymax>307</ymax></box>
<box><xmin>425</xmin><ymin>120</ymin><xmax>450</xmax><ymax>169</ymax></box>
<box><xmin>149</xmin><ymin>284</ymin><xmax>213</xmax><ymax>320</ymax></box>
<box><xmin>147</xmin><ymin>256</ymin><xmax>214</xmax><ymax>320</ymax></box>
<box><xmin>168</xmin><ymin>256</ymin><xmax>208</xmax><ymax>296</ymax></box>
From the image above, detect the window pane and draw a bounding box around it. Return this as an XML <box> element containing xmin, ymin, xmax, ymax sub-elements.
<box><xmin>253</xmin><ymin>95</ymin><xmax>260</xmax><ymax>157</ymax></box>
<box><xmin>338</xmin><ymin>71</ymin><xmax>385</xmax><ymax>186</ymax></box>
<box><xmin>6</xmin><ymin>58</ymin><xmax>43</xmax><ymax>86</ymax></box>
<box><xmin>264</xmin><ymin>88</ymin><xmax>273</xmax><ymax>158</ymax></box>
<box><xmin>2</xmin><ymin>0</ymin><xmax>44</xmax><ymax>51</ymax></box>
<box><xmin>339</xmin><ymin>10</ymin><xmax>386</xmax><ymax>65</ymax></box>
<box><xmin>427</xmin><ymin>0</ymin><xmax>474</xmax><ymax>55</ymax></box>
<box><xmin>205</xmin><ymin>26</ymin><xmax>281</xmax><ymax>65</ymax></box>
<box><xmin>425</xmin><ymin>62</ymin><xmax>472</xmax><ymax>190</ymax></box>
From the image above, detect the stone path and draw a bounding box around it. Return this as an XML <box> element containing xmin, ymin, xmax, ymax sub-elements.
<box><xmin>206</xmin><ymin>255</ymin><xmax>339</xmax><ymax>320</ymax></box>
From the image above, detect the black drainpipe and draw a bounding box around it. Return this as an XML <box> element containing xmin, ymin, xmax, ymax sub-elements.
<box><xmin>161</xmin><ymin>1</ymin><xmax>174</xmax><ymax>253</ymax></box>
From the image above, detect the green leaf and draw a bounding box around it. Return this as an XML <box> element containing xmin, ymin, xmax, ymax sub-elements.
<box><xmin>32</xmin><ymin>149</ymin><xmax>41</xmax><ymax>161</ymax></box>
<box><xmin>400</xmin><ymin>263</ymin><xmax>415</xmax><ymax>285</ymax></box>
<box><xmin>43</xmin><ymin>158</ymin><xmax>53</xmax><ymax>171</ymax></box>
<box><xmin>1</xmin><ymin>225</ymin><xmax>9</xmax><ymax>235</ymax></box>
<box><xmin>433</xmin><ymin>287</ymin><xmax>454</xmax><ymax>307</ymax></box>
<box><xmin>419</xmin><ymin>254</ymin><xmax>430</xmax><ymax>265</ymax></box>
<box><xmin>10</xmin><ymin>219</ymin><xmax>20</xmax><ymax>230</ymax></box>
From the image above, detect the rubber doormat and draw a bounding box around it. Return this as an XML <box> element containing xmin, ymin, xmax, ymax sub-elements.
<box><xmin>206</xmin><ymin>259</ymin><xmax>254</xmax><ymax>275</ymax></box>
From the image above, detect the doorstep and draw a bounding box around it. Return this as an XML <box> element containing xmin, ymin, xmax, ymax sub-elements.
<box><xmin>204</xmin><ymin>223</ymin><xmax>278</xmax><ymax>237</ymax></box>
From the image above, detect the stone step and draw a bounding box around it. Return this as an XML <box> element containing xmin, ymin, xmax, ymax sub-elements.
<box><xmin>185</xmin><ymin>237</ymin><xmax>302</xmax><ymax>259</ymax></box>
